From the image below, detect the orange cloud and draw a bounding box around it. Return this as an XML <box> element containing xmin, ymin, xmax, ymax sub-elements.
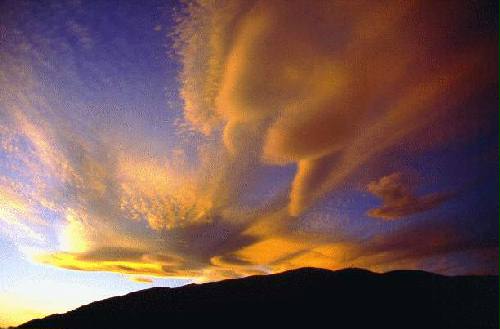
<box><xmin>366</xmin><ymin>172</ymin><xmax>452</xmax><ymax>220</ymax></box>
<box><xmin>36</xmin><ymin>252</ymin><xmax>168</xmax><ymax>277</ymax></box>
<box><xmin>35</xmin><ymin>246</ymin><xmax>198</xmax><ymax>279</ymax></box>
<box><xmin>234</xmin><ymin>237</ymin><xmax>308</xmax><ymax>265</ymax></box>
<box><xmin>129</xmin><ymin>276</ymin><xmax>153</xmax><ymax>284</ymax></box>
<box><xmin>117</xmin><ymin>154</ymin><xmax>212</xmax><ymax>230</ymax></box>
<box><xmin>176</xmin><ymin>0</ymin><xmax>497</xmax><ymax>217</ymax></box>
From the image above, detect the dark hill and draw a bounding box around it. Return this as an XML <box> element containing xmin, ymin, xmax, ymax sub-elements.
<box><xmin>16</xmin><ymin>267</ymin><xmax>498</xmax><ymax>329</ymax></box>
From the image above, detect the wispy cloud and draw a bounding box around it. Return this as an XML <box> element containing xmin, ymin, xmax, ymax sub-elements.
<box><xmin>175</xmin><ymin>0</ymin><xmax>497</xmax><ymax>218</ymax></box>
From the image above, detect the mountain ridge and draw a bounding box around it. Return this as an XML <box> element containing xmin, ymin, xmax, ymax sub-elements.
<box><xmin>16</xmin><ymin>267</ymin><xmax>498</xmax><ymax>329</ymax></box>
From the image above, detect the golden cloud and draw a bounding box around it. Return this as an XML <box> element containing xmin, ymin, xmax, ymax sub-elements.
<box><xmin>177</xmin><ymin>0</ymin><xmax>497</xmax><ymax>217</ymax></box>
<box><xmin>366</xmin><ymin>172</ymin><xmax>451</xmax><ymax>220</ymax></box>
<box><xmin>129</xmin><ymin>276</ymin><xmax>154</xmax><ymax>284</ymax></box>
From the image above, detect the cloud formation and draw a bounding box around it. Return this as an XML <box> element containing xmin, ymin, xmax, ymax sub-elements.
<box><xmin>177</xmin><ymin>0</ymin><xmax>498</xmax><ymax>217</ymax></box>
<box><xmin>0</xmin><ymin>0</ymin><xmax>497</xmax><ymax>286</ymax></box>
<box><xmin>367</xmin><ymin>173</ymin><xmax>451</xmax><ymax>220</ymax></box>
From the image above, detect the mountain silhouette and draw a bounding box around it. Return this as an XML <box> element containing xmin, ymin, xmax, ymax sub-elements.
<box><xmin>16</xmin><ymin>267</ymin><xmax>498</xmax><ymax>329</ymax></box>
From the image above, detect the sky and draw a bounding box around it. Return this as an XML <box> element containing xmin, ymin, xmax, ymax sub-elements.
<box><xmin>0</xmin><ymin>0</ymin><xmax>498</xmax><ymax>326</ymax></box>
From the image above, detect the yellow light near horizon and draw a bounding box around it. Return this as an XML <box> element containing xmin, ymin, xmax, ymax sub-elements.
<box><xmin>0</xmin><ymin>296</ymin><xmax>47</xmax><ymax>328</ymax></box>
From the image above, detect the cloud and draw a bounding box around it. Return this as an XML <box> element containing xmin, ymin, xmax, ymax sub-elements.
<box><xmin>0</xmin><ymin>187</ymin><xmax>45</xmax><ymax>243</ymax></box>
<box><xmin>0</xmin><ymin>0</ymin><xmax>496</xmax><ymax>285</ymax></box>
<box><xmin>36</xmin><ymin>251</ymin><xmax>170</xmax><ymax>278</ymax></box>
<box><xmin>366</xmin><ymin>173</ymin><xmax>452</xmax><ymax>220</ymax></box>
<box><xmin>129</xmin><ymin>276</ymin><xmax>154</xmax><ymax>284</ymax></box>
<box><xmin>176</xmin><ymin>0</ymin><xmax>497</xmax><ymax>216</ymax></box>
<box><xmin>225</xmin><ymin>204</ymin><xmax>498</xmax><ymax>276</ymax></box>
<box><xmin>345</xmin><ymin>216</ymin><xmax>499</xmax><ymax>275</ymax></box>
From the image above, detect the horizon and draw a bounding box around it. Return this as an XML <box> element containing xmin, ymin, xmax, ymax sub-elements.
<box><xmin>0</xmin><ymin>0</ymin><xmax>498</xmax><ymax>327</ymax></box>
<box><xmin>11</xmin><ymin>266</ymin><xmax>500</xmax><ymax>329</ymax></box>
